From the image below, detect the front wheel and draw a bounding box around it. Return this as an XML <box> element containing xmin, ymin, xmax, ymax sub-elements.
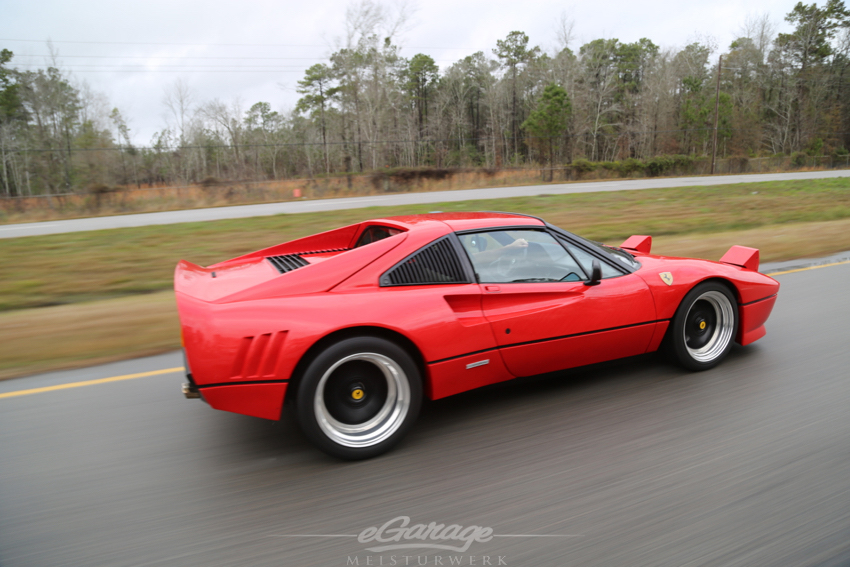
<box><xmin>296</xmin><ymin>336</ymin><xmax>422</xmax><ymax>460</ymax></box>
<box><xmin>669</xmin><ymin>282</ymin><xmax>738</xmax><ymax>371</ymax></box>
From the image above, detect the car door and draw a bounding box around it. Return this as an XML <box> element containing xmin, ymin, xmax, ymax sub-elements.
<box><xmin>457</xmin><ymin>228</ymin><xmax>657</xmax><ymax>377</ymax></box>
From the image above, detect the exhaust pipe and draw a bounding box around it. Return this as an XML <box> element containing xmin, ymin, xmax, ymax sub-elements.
<box><xmin>182</xmin><ymin>382</ymin><xmax>201</xmax><ymax>399</ymax></box>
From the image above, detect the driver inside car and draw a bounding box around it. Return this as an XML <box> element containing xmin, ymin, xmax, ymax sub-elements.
<box><xmin>471</xmin><ymin>237</ymin><xmax>528</xmax><ymax>263</ymax></box>
<box><xmin>464</xmin><ymin>235</ymin><xmax>536</xmax><ymax>282</ymax></box>
<box><xmin>461</xmin><ymin>231</ymin><xmax>586</xmax><ymax>283</ymax></box>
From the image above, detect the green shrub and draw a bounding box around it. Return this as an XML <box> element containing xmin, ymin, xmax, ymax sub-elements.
<box><xmin>570</xmin><ymin>158</ymin><xmax>596</xmax><ymax>173</ymax></box>
<box><xmin>645</xmin><ymin>156</ymin><xmax>672</xmax><ymax>176</ymax></box>
<box><xmin>806</xmin><ymin>138</ymin><xmax>824</xmax><ymax>156</ymax></box>
<box><xmin>791</xmin><ymin>151</ymin><xmax>808</xmax><ymax>167</ymax></box>
<box><xmin>619</xmin><ymin>158</ymin><xmax>645</xmax><ymax>176</ymax></box>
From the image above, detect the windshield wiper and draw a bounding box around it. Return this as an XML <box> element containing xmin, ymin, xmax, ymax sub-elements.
<box><xmin>510</xmin><ymin>278</ymin><xmax>559</xmax><ymax>283</ymax></box>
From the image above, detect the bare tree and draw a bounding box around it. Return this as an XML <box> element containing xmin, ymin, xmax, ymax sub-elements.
<box><xmin>199</xmin><ymin>98</ymin><xmax>245</xmax><ymax>177</ymax></box>
<box><xmin>554</xmin><ymin>11</ymin><xmax>577</xmax><ymax>53</ymax></box>
<box><xmin>740</xmin><ymin>12</ymin><xmax>778</xmax><ymax>60</ymax></box>
<box><xmin>163</xmin><ymin>78</ymin><xmax>196</xmax><ymax>145</ymax></box>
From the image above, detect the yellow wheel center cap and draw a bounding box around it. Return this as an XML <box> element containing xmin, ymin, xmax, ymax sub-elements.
<box><xmin>351</xmin><ymin>388</ymin><xmax>364</xmax><ymax>401</ymax></box>
<box><xmin>699</xmin><ymin>321</ymin><xmax>707</xmax><ymax>330</ymax></box>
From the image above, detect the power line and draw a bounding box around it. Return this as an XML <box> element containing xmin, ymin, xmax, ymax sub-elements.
<box><xmin>1</xmin><ymin>38</ymin><xmax>328</xmax><ymax>48</ymax></box>
<box><xmin>12</xmin><ymin>63</ymin><xmax>319</xmax><ymax>69</ymax></box>
<box><xmin>10</xmin><ymin>55</ymin><xmax>463</xmax><ymax>64</ymax></box>
<box><xmin>11</xmin><ymin>69</ymin><xmax>308</xmax><ymax>73</ymax></box>
<box><xmin>12</xmin><ymin>55</ymin><xmax>335</xmax><ymax>61</ymax></box>
<box><xmin>0</xmin><ymin>38</ymin><xmax>478</xmax><ymax>50</ymax></box>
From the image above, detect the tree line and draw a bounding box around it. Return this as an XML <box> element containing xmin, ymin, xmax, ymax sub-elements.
<box><xmin>1</xmin><ymin>0</ymin><xmax>849</xmax><ymax>197</ymax></box>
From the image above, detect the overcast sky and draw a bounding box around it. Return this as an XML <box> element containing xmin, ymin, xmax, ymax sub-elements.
<box><xmin>2</xmin><ymin>0</ymin><xmax>796</xmax><ymax>144</ymax></box>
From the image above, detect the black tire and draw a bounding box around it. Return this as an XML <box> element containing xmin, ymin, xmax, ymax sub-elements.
<box><xmin>669</xmin><ymin>282</ymin><xmax>738</xmax><ymax>371</ymax></box>
<box><xmin>296</xmin><ymin>336</ymin><xmax>422</xmax><ymax>460</ymax></box>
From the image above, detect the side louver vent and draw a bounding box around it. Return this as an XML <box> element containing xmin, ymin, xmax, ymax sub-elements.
<box><xmin>231</xmin><ymin>331</ymin><xmax>288</xmax><ymax>379</ymax></box>
<box><xmin>266</xmin><ymin>254</ymin><xmax>309</xmax><ymax>274</ymax></box>
<box><xmin>382</xmin><ymin>238</ymin><xmax>469</xmax><ymax>286</ymax></box>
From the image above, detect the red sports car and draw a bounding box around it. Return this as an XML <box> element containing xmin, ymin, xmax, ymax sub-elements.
<box><xmin>175</xmin><ymin>212</ymin><xmax>779</xmax><ymax>459</ymax></box>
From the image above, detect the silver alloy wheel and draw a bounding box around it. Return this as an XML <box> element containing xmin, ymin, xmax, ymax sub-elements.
<box><xmin>314</xmin><ymin>352</ymin><xmax>411</xmax><ymax>448</ymax></box>
<box><xmin>684</xmin><ymin>290</ymin><xmax>735</xmax><ymax>363</ymax></box>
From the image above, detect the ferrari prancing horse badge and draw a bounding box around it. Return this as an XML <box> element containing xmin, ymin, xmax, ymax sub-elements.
<box><xmin>659</xmin><ymin>272</ymin><xmax>674</xmax><ymax>286</ymax></box>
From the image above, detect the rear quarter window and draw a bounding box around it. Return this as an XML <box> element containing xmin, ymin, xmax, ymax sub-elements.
<box><xmin>355</xmin><ymin>226</ymin><xmax>403</xmax><ymax>247</ymax></box>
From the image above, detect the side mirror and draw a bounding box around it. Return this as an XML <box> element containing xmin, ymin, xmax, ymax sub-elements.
<box><xmin>584</xmin><ymin>259</ymin><xmax>602</xmax><ymax>286</ymax></box>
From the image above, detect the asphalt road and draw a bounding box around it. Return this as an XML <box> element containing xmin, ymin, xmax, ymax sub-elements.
<box><xmin>1</xmin><ymin>261</ymin><xmax>849</xmax><ymax>566</ymax></box>
<box><xmin>1</xmin><ymin>169</ymin><xmax>848</xmax><ymax>239</ymax></box>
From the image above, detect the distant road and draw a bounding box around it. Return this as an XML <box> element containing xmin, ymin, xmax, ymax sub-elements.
<box><xmin>1</xmin><ymin>169</ymin><xmax>847</xmax><ymax>239</ymax></box>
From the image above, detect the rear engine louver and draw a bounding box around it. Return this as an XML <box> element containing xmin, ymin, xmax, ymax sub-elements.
<box><xmin>266</xmin><ymin>254</ymin><xmax>309</xmax><ymax>274</ymax></box>
<box><xmin>382</xmin><ymin>238</ymin><xmax>469</xmax><ymax>286</ymax></box>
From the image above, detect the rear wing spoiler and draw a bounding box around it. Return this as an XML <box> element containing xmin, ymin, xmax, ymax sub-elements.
<box><xmin>720</xmin><ymin>246</ymin><xmax>759</xmax><ymax>271</ymax></box>
<box><xmin>621</xmin><ymin>235</ymin><xmax>652</xmax><ymax>254</ymax></box>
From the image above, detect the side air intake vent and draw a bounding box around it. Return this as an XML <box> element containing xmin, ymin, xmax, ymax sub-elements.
<box><xmin>381</xmin><ymin>238</ymin><xmax>469</xmax><ymax>286</ymax></box>
<box><xmin>267</xmin><ymin>254</ymin><xmax>309</xmax><ymax>274</ymax></box>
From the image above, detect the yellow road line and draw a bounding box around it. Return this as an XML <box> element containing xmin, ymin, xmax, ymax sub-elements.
<box><xmin>765</xmin><ymin>259</ymin><xmax>850</xmax><ymax>277</ymax></box>
<box><xmin>0</xmin><ymin>367</ymin><xmax>184</xmax><ymax>399</ymax></box>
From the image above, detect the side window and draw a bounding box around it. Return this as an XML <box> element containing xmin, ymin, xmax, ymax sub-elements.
<box><xmin>562</xmin><ymin>242</ymin><xmax>623</xmax><ymax>279</ymax></box>
<box><xmin>458</xmin><ymin>230</ymin><xmax>587</xmax><ymax>283</ymax></box>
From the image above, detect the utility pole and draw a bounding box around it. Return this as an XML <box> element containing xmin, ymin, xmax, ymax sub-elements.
<box><xmin>710</xmin><ymin>55</ymin><xmax>722</xmax><ymax>175</ymax></box>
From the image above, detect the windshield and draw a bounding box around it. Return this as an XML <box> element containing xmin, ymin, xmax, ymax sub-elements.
<box><xmin>556</xmin><ymin>229</ymin><xmax>640</xmax><ymax>271</ymax></box>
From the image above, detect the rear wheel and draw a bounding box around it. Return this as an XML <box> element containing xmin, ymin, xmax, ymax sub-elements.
<box><xmin>669</xmin><ymin>282</ymin><xmax>738</xmax><ymax>371</ymax></box>
<box><xmin>296</xmin><ymin>336</ymin><xmax>422</xmax><ymax>460</ymax></box>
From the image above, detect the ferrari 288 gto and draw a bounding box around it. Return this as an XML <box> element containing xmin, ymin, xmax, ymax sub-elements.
<box><xmin>175</xmin><ymin>212</ymin><xmax>779</xmax><ymax>459</ymax></box>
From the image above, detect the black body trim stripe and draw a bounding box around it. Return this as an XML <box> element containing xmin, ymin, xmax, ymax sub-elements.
<box><xmin>196</xmin><ymin>379</ymin><xmax>289</xmax><ymax>389</ymax></box>
<box><xmin>428</xmin><ymin>347</ymin><xmax>501</xmax><ymax>365</ymax></box>
<box><xmin>742</xmin><ymin>293</ymin><xmax>777</xmax><ymax>307</ymax></box>
<box><xmin>427</xmin><ymin>319</ymin><xmax>669</xmax><ymax>365</ymax></box>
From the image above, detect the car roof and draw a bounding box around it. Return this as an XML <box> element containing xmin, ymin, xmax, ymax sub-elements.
<box><xmin>374</xmin><ymin>212</ymin><xmax>545</xmax><ymax>232</ymax></box>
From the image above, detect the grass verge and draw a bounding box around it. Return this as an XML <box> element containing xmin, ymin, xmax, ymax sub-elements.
<box><xmin>0</xmin><ymin>291</ymin><xmax>179</xmax><ymax>380</ymax></box>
